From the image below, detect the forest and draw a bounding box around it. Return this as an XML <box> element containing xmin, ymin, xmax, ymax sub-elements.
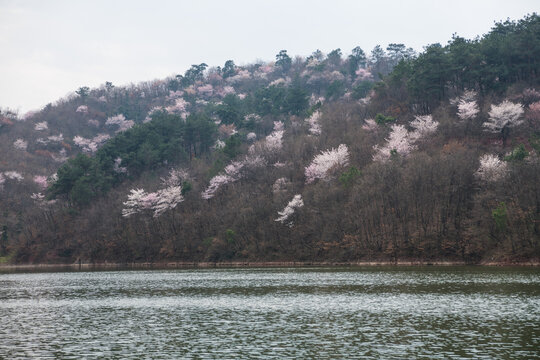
<box><xmin>0</xmin><ymin>14</ymin><xmax>539</xmax><ymax>264</ymax></box>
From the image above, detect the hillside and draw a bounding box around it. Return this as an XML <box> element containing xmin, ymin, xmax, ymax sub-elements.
<box><xmin>1</xmin><ymin>14</ymin><xmax>539</xmax><ymax>264</ymax></box>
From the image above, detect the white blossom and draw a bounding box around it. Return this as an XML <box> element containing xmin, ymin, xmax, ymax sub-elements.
<box><xmin>13</xmin><ymin>138</ymin><xmax>28</xmax><ymax>151</ymax></box>
<box><xmin>76</xmin><ymin>105</ymin><xmax>88</xmax><ymax>113</ymax></box>
<box><xmin>457</xmin><ymin>100</ymin><xmax>479</xmax><ymax>120</ymax></box>
<box><xmin>305</xmin><ymin>144</ymin><xmax>350</xmax><ymax>184</ymax></box>
<box><xmin>475</xmin><ymin>154</ymin><xmax>507</xmax><ymax>182</ymax></box>
<box><xmin>106</xmin><ymin>114</ymin><xmax>134</xmax><ymax>133</ymax></box>
<box><xmin>4</xmin><ymin>171</ymin><xmax>23</xmax><ymax>181</ymax></box>
<box><xmin>34</xmin><ymin>121</ymin><xmax>48</xmax><ymax>131</ymax></box>
<box><xmin>409</xmin><ymin>115</ymin><xmax>439</xmax><ymax>141</ymax></box>
<box><xmin>484</xmin><ymin>100</ymin><xmax>524</xmax><ymax>133</ymax></box>
<box><xmin>306</xmin><ymin>111</ymin><xmax>322</xmax><ymax>135</ymax></box>
<box><xmin>373</xmin><ymin>125</ymin><xmax>415</xmax><ymax>162</ymax></box>
<box><xmin>275</xmin><ymin>194</ymin><xmax>304</xmax><ymax>226</ymax></box>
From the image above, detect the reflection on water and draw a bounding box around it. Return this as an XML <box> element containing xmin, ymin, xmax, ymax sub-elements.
<box><xmin>0</xmin><ymin>267</ymin><xmax>539</xmax><ymax>359</ymax></box>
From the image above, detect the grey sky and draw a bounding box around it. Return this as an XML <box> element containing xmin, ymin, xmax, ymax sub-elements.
<box><xmin>1</xmin><ymin>0</ymin><xmax>538</xmax><ymax>113</ymax></box>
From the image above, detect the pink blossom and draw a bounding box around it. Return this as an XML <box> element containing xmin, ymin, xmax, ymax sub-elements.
<box><xmin>165</xmin><ymin>98</ymin><xmax>188</xmax><ymax>116</ymax></box>
<box><xmin>219</xmin><ymin>124</ymin><xmax>238</xmax><ymax>138</ymax></box>
<box><xmin>355</xmin><ymin>68</ymin><xmax>373</xmax><ymax>81</ymax></box>
<box><xmin>246</xmin><ymin>132</ymin><xmax>257</xmax><ymax>141</ymax></box>
<box><xmin>526</xmin><ymin>101</ymin><xmax>540</xmax><ymax>122</ymax></box>
<box><xmin>226</xmin><ymin>69</ymin><xmax>251</xmax><ymax>84</ymax></box>
<box><xmin>197</xmin><ymin>84</ymin><xmax>214</xmax><ymax>97</ymax></box>
<box><xmin>238</xmin><ymin>93</ymin><xmax>247</xmax><ymax>100</ymax></box>
<box><xmin>275</xmin><ymin>194</ymin><xmax>304</xmax><ymax>226</ymax></box>
<box><xmin>33</xmin><ymin>175</ymin><xmax>48</xmax><ymax>190</ymax></box>
<box><xmin>273</xmin><ymin>121</ymin><xmax>284</xmax><ymax>132</ymax></box>
<box><xmin>362</xmin><ymin>118</ymin><xmax>378</xmax><ymax>131</ymax></box>
<box><xmin>201</xmin><ymin>174</ymin><xmax>234</xmax><ymax>199</ymax></box>
<box><xmin>305</xmin><ymin>144</ymin><xmax>350</xmax><ymax>184</ymax></box>
<box><xmin>0</xmin><ymin>173</ymin><xmax>5</xmax><ymax>190</ymax></box>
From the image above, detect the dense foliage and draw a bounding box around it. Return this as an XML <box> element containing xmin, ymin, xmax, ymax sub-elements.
<box><xmin>1</xmin><ymin>14</ymin><xmax>539</xmax><ymax>265</ymax></box>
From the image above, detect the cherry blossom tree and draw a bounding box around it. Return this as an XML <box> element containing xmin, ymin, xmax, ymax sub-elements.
<box><xmin>4</xmin><ymin>171</ymin><xmax>23</xmax><ymax>181</ymax></box>
<box><xmin>409</xmin><ymin>115</ymin><xmax>439</xmax><ymax>141</ymax></box>
<box><xmin>33</xmin><ymin>175</ymin><xmax>48</xmax><ymax>190</ymax></box>
<box><xmin>306</xmin><ymin>111</ymin><xmax>322</xmax><ymax>135</ymax></box>
<box><xmin>246</xmin><ymin>132</ymin><xmax>257</xmax><ymax>141</ymax></box>
<box><xmin>483</xmin><ymin>100</ymin><xmax>524</xmax><ymax>146</ymax></box>
<box><xmin>475</xmin><ymin>154</ymin><xmax>507</xmax><ymax>182</ymax></box>
<box><xmin>76</xmin><ymin>105</ymin><xmax>88</xmax><ymax>113</ymax></box>
<box><xmin>305</xmin><ymin>144</ymin><xmax>350</xmax><ymax>184</ymax></box>
<box><xmin>0</xmin><ymin>173</ymin><xmax>5</xmax><ymax>191</ymax></box>
<box><xmin>113</xmin><ymin>158</ymin><xmax>127</xmax><ymax>173</ymax></box>
<box><xmin>526</xmin><ymin>101</ymin><xmax>540</xmax><ymax>123</ymax></box>
<box><xmin>275</xmin><ymin>194</ymin><xmax>304</xmax><ymax>226</ymax></box>
<box><xmin>457</xmin><ymin>99</ymin><xmax>479</xmax><ymax>120</ymax></box>
<box><xmin>52</xmin><ymin>149</ymin><xmax>68</xmax><ymax>163</ymax></box>
<box><xmin>362</xmin><ymin>118</ymin><xmax>378</xmax><ymax>131</ymax></box>
<box><xmin>373</xmin><ymin>125</ymin><xmax>415</xmax><ymax>162</ymax></box>
<box><xmin>34</xmin><ymin>121</ymin><xmax>48</xmax><ymax>131</ymax></box>
<box><xmin>13</xmin><ymin>139</ymin><xmax>28</xmax><ymax>151</ymax></box>
<box><xmin>106</xmin><ymin>114</ymin><xmax>134</xmax><ymax>133</ymax></box>
<box><xmin>272</xmin><ymin>177</ymin><xmax>290</xmax><ymax>194</ymax></box>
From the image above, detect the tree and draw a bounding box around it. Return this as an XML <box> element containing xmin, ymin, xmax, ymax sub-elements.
<box><xmin>275</xmin><ymin>50</ymin><xmax>292</xmax><ymax>73</ymax></box>
<box><xmin>483</xmin><ymin>100</ymin><xmax>524</xmax><ymax>146</ymax></box>
<box><xmin>76</xmin><ymin>86</ymin><xmax>90</xmax><ymax>98</ymax></box>
<box><xmin>222</xmin><ymin>60</ymin><xmax>236</xmax><ymax>78</ymax></box>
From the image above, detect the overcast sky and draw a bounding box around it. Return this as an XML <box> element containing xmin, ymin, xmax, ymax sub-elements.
<box><xmin>1</xmin><ymin>0</ymin><xmax>538</xmax><ymax>113</ymax></box>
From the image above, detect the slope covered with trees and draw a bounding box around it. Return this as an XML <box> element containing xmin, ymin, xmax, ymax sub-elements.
<box><xmin>1</xmin><ymin>14</ymin><xmax>539</xmax><ymax>264</ymax></box>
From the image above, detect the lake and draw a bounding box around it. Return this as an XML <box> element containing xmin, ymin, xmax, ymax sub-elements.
<box><xmin>0</xmin><ymin>267</ymin><xmax>539</xmax><ymax>359</ymax></box>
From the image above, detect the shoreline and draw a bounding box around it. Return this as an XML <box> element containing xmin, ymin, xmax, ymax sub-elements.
<box><xmin>1</xmin><ymin>260</ymin><xmax>539</xmax><ymax>272</ymax></box>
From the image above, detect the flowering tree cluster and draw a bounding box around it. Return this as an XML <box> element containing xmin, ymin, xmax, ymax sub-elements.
<box><xmin>457</xmin><ymin>100</ymin><xmax>480</xmax><ymax>120</ymax></box>
<box><xmin>113</xmin><ymin>158</ymin><xmax>127</xmax><ymax>173</ymax></box>
<box><xmin>52</xmin><ymin>149</ymin><xmax>68</xmax><ymax>163</ymax></box>
<box><xmin>483</xmin><ymin>100</ymin><xmax>524</xmax><ymax>145</ymax></box>
<box><xmin>306</xmin><ymin>111</ymin><xmax>322</xmax><ymax>135</ymax></box>
<box><xmin>373</xmin><ymin>116</ymin><xmax>439</xmax><ymax>162</ymax></box>
<box><xmin>34</xmin><ymin>121</ymin><xmax>48</xmax><ymax>131</ymax></box>
<box><xmin>305</xmin><ymin>144</ymin><xmax>350</xmax><ymax>184</ymax></box>
<box><xmin>373</xmin><ymin>125</ymin><xmax>415</xmax><ymax>162</ymax></box>
<box><xmin>409</xmin><ymin>115</ymin><xmax>439</xmax><ymax>141</ymax></box>
<box><xmin>248</xmin><ymin>122</ymin><xmax>285</xmax><ymax>156</ymax></box>
<box><xmin>226</xmin><ymin>69</ymin><xmax>251</xmax><ymax>84</ymax></box>
<box><xmin>3</xmin><ymin>171</ymin><xmax>24</xmax><ymax>182</ymax></box>
<box><xmin>201</xmin><ymin>155</ymin><xmax>266</xmax><ymax>200</ymax></box>
<box><xmin>272</xmin><ymin>177</ymin><xmax>290</xmax><ymax>194</ymax></box>
<box><xmin>76</xmin><ymin>105</ymin><xmax>88</xmax><ymax>113</ymax></box>
<box><xmin>13</xmin><ymin>138</ymin><xmax>28</xmax><ymax>151</ymax></box>
<box><xmin>362</xmin><ymin>118</ymin><xmax>378</xmax><ymax>131</ymax></box>
<box><xmin>106</xmin><ymin>114</ymin><xmax>134</xmax><ymax>133</ymax></box>
<box><xmin>475</xmin><ymin>154</ymin><xmax>507</xmax><ymax>182</ymax></box>
<box><xmin>0</xmin><ymin>173</ymin><xmax>4</xmax><ymax>190</ymax></box>
<box><xmin>73</xmin><ymin>133</ymin><xmax>111</xmax><ymax>153</ymax></box>
<box><xmin>33</xmin><ymin>175</ymin><xmax>48</xmax><ymax>190</ymax></box>
<box><xmin>526</xmin><ymin>101</ymin><xmax>540</xmax><ymax>123</ymax></box>
<box><xmin>122</xmin><ymin>170</ymin><xmax>187</xmax><ymax>218</ymax></box>
<box><xmin>197</xmin><ymin>84</ymin><xmax>214</xmax><ymax>97</ymax></box>
<box><xmin>165</xmin><ymin>98</ymin><xmax>189</xmax><ymax>119</ymax></box>
<box><xmin>30</xmin><ymin>192</ymin><xmax>57</xmax><ymax>208</ymax></box>
<box><xmin>275</xmin><ymin>194</ymin><xmax>304</xmax><ymax>226</ymax></box>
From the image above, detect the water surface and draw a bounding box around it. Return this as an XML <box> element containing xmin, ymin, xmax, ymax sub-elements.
<box><xmin>1</xmin><ymin>267</ymin><xmax>539</xmax><ymax>359</ymax></box>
